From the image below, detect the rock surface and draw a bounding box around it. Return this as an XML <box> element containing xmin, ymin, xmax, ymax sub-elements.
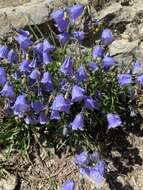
<box><xmin>0</xmin><ymin>174</ymin><xmax>17</xmax><ymax>190</ymax></box>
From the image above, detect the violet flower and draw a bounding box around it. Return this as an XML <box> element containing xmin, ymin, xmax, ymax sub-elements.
<box><xmin>30</xmin><ymin>69</ymin><xmax>41</xmax><ymax>80</ymax></box>
<box><xmin>107</xmin><ymin>113</ymin><xmax>122</xmax><ymax>129</ymax></box>
<box><xmin>137</xmin><ymin>74</ymin><xmax>143</xmax><ymax>86</ymax></box>
<box><xmin>118</xmin><ymin>74</ymin><xmax>132</xmax><ymax>87</ymax></box>
<box><xmin>101</xmin><ymin>28</ymin><xmax>113</xmax><ymax>45</ymax></box>
<box><xmin>73</xmin><ymin>31</ymin><xmax>85</xmax><ymax>42</ymax></box>
<box><xmin>88</xmin><ymin>61</ymin><xmax>99</xmax><ymax>72</ymax></box>
<box><xmin>0</xmin><ymin>67</ymin><xmax>7</xmax><ymax>85</ymax></box>
<box><xmin>19</xmin><ymin>59</ymin><xmax>31</xmax><ymax>73</ymax></box>
<box><xmin>102</xmin><ymin>56</ymin><xmax>116</xmax><ymax>70</ymax></box>
<box><xmin>0</xmin><ymin>82</ymin><xmax>15</xmax><ymax>98</ymax></box>
<box><xmin>92</xmin><ymin>45</ymin><xmax>104</xmax><ymax>58</ymax></box>
<box><xmin>84</xmin><ymin>96</ymin><xmax>95</xmax><ymax>110</ymax></box>
<box><xmin>38</xmin><ymin>111</ymin><xmax>48</xmax><ymax>124</ymax></box>
<box><xmin>60</xmin><ymin>56</ymin><xmax>73</xmax><ymax>75</ymax></box>
<box><xmin>70</xmin><ymin>113</ymin><xmax>84</xmax><ymax>131</ymax></box>
<box><xmin>57</xmin><ymin>33</ymin><xmax>69</xmax><ymax>47</ymax></box>
<box><xmin>0</xmin><ymin>45</ymin><xmax>9</xmax><ymax>59</ymax></box>
<box><xmin>43</xmin><ymin>39</ymin><xmax>55</xmax><ymax>52</ymax></box>
<box><xmin>71</xmin><ymin>85</ymin><xmax>85</xmax><ymax>102</ymax></box>
<box><xmin>51</xmin><ymin>94</ymin><xmax>71</xmax><ymax>113</ymax></box>
<box><xmin>50</xmin><ymin>110</ymin><xmax>61</xmax><ymax>120</ymax></box>
<box><xmin>76</xmin><ymin>65</ymin><xmax>87</xmax><ymax>82</ymax></box>
<box><xmin>67</xmin><ymin>4</ymin><xmax>84</xmax><ymax>21</ymax></box>
<box><xmin>74</xmin><ymin>151</ymin><xmax>89</xmax><ymax>166</ymax></box>
<box><xmin>31</xmin><ymin>101</ymin><xmax>44</xmax><ymax>114</ymax></box>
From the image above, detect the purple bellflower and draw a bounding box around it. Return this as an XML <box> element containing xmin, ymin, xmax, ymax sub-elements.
<box><xmin>88</xmin><ymin>61</ymin><xmax>99</xmax><ymax>72</ymax></box>
<box><xmin>67</xmin><ymin>4</ymin><xmax>84</xmax><ymax>21</ymax></box>
<box><xmin>0</xmin><ymin>67</ymin><xmax>7</xmax><ymax>85</ymax></box>
<box><xmin>7</xmin><ymin>49</ymin><xmax>18</xmax><ymax>64</ymax></box>
<box><xmin>107</xmin><ymin>113</ymin><xmax>122</xmax><ymax>129</ymax></box>
<box><xmin>84</xmin><ymin>96</ymin><xmax>95</xmax><ymax>110</ymax></box>
<box><xmin>13</xmin><ymin>95</ymin><xmax>29</xmax><ymax>118</ymax></box>
<box><xmin>71</xmin><ymin>85</ymin><xmax>85</xmax><ymax>102</ymax></box>
<box><xmin>43</xmin><ymin>52</ymin><xmax>52</xmax><ymax>65</ymax></box>
<box><xmin>57</xmin><ymin>33</ymin><xmax>69</xmax><ymax>47</ymax></box>
<box><xmin>0</xmin><ymin>45</ymin><xmax>9</xmax><ymax>59</ymax></box>
<box><xmin>118</xmin><ymin>74</ymin><xmax>132</xmax><ymax>87</ymax></box>
<box><xmin>0</xmin><ymin>82</ymin><xmax>15</xmax><ymax>98</ymax></box>
<box><xmin>43</xmin><ymin>39</ymin><xmax>55</xmax><ymax>52</ymax></box>
<box><xmin>19</xmin><ymin>59</ymin><xmax>31</xmax><ymax>73</ymax></box>
<box><xmin>51</xmin><ymin>94</ymin><xmax>71</xmax><ymax>113</ymax></box>
<box><xmin>74</xmin><ymin>151</ymin><xmax>89</xmax><ymax>166</ymax></box>
<box><xmin>92</xmin><ymin>45</ymin><xmax>104</xmax><ymax>58</ymax></box>
<box><xmin>38</xmin><ymin>111</ymin><xmax>48</xmax><ymax>124</ymax></box>
<box><xmin>101</xmin><ymin>28</ymin><xmax>113</xmax><ymax>45</ymax></box>
<box><xmin>31</xmin><ymin>101</ymin><xmax>44</xmax><ymax>114</ymax></box>
<box><xmin>76</xmin><ymin>65</ymin><xmax>87</xmax><ymax>82</ymax></box>
<box><xmin>60</xmin><ymin>56</ymin><xmax>73</xmax><ymax>75</ymax></box>
<box><xmin>15</xmin><ymin>34</ymin><xmax>32</xmax><ymax>52</ymax></box>
<box><xmin>137</xmin><ymin>74</ymin><xmax>143</xmax><ymax>86</ymax></box>
<box><xmin>30</xmin><ymin>69</ymin><xmax>41</xmax><ymax>80</ymax></box>
<box><xmin>50</xmin><ymin>110</ymin><xmax>61</xmax><ymax>120</ymax></box>
<box><xmin>102</xmin><ymin>56</ymin><xmax>116</xmax><ymax>70</ymax></box>
<box><xmin>132</xmin><ymin>60</ymin><xmax>143</xmax><ymax>74</ymax></box>
<box><xmin>70</xmin><ymin>113</ymin><xmax>84</xmax><ymax>131</ymax></box>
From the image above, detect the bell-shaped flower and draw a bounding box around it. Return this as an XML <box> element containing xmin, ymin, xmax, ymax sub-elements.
<box><xmin>102</xmin><ymin>56</ymin><xmax>116</xmax><ymax>70</ymax></box>
<box><xmin>101</xmin><ymin>28</ymin><xmax>113</xmax><ymax>45</ymax></box>
<box><xmin>132</xmin><ymin>60</ymin><xmax>143</xmax><ymax>74</ymax></box>
<box><xmin>0</xmin><ymin>82</ymin><xmax>15</xmax><ymax>98</ymax></box>
<box><xmin>88</xmin><ymin>61</ymin><xmax>99</xmax><ymax>72</ymax></box>
<box><xmin>31</xmin><ymin>101</ymin><xmax>44</xmax><ymax>114</ymax></box>
<box><xmin>60</xmin><ymin>179</ymin><xmax>75</xmax><ymax>190</ymax></box>
<box><xmin>57</xmin><ymin>32</ymin><xmax>69</xmax><ymax>47</ymax></box>
<box><xmin>51</xmin><ymin>9</ymin><xmax>69</xmax><ymax>32</ymax></box>
<box><xmin>51</xmin><ymin>94</ymin><xmax>71</xmax><ymax>113</ymax></box>
<box><xmin>19</xmin><ymin>59</ymin><xmax>31</xmax><ymax>73</ymax></box>
<box><xmin>50</xmin><ymin>110</ymin><xmax>61</xmax><ymax>120</ymax></box>
<box><xmin>0</xmin><ymin>67</ymin><xmax>7</xmax><ymax>85</ymax></box>
<box><xmin>118</xmin><ymin>74</ymin><xmax>132</xmax><ymax>87</ymax></box>
<box><xmin>8</xmin><ymin>49</ymin><xmax>19</xmax><ymax>64</ymax></box>
<box><xmin>43</xmin><ymin>52</ymin><xmax>52</xmax><ymax>65</ymax></box>
<box><xmin>41</xmin><ymin>71</ymin><xmax>53</xmax><ymax>91</ymax></box>
<box><xmin>0</xmin><ymin>45</ymin><xmax>9</xmax><ymax>59</ymax></box>
<box><xmin>107</xmin><ymin>113</ymin><xmax>122</xmax><ymax>129</ymax></box>
<box><xmin>30</xmin><ymin>69</ymin><xmax>41</xmax><ymax>80</ymax></box>
<box><xmin>67</xmin><ymin>4</ymin><xmax>84</xmax><ymax>21</ymax></box>
<box><xmin>15</xmin><ymin>34</ymin><xmax>32</xmax><ymax>52</ymax></box>
<box><xmin>84</xmin><ymin>96</ymin><xmax>95</xmax><ymax>110</ymax></box>
<box><xmin>70</xmin><ymin>113</ymin><xmax>84</xmax><ymax>131</ymax></box>
<box><xmin>74</xmin><ymin>151</ymin><xmax>89</xmax><ymax>166</ymax></box>
<box><xmin>60</xmin><ymin>56</ymin><xmax>73</xmax><ymax>75</ymax></box>
<box><xmin>137</xmin><ymin>74</ymin><xmax>143</xmax><ymax>86</ymax></box>
<box><xmin>43</xmin><ymin>39</ymin><xmax>55</xmax><ymax>52</ymax></box>
<box><xmin>76</xmin><ymin>65</ymin><xmax>87</xmax><ymax>82</ymax></box>
<box><xmin>38</xmin><ymin>111</ymin><xmax>48</xmax><ymax>124</ymax></box>
<box><xmin>24</xmin><ymin>115</ymin><xmax>37</xmax><ymax>125</ymax></box>
<box><xmin>35</xmin><ymin>42</ymin><xmax>43</xmax><ymax>54</ymax></box>
<box><xmin>29</xmin><ymin>58</ymin><xmax>37</xmax><ymax>68</ymax></box>
<box><xmin>92</xmin><ymin>45</ymin><xmax>104</xmax><ymax>58</ymax></box>
<box><xmin>71</xmin><ymin>85</ymin><xmax>85</xmax><ymax>102</ymax></box>
<box><xmin>13</xmin><ymin>95</ymin><xmax>29</xmax><ymax>117</ymax></box>
<box><xmin>73</xmin><ymin>31</ymin><xmax>85</xmax><ymax>42</ymax></box>
<box><xmin>89</xmin><ymin>152</ymin><xmax>100</xmax><ymax>162</ymax></box>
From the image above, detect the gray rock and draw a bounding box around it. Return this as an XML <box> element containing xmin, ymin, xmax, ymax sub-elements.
<box><xmin>0</xmin><ymin>174</ymin><xmax>17</xmax><ymax>190</ymax></box>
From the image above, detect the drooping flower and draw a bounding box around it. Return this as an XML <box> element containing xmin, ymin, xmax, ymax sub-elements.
<box><xmin>101</xmin><ymin>28</ymin><xmax>113</xmax><ymax>45</ymax></box>
<box><xmin>0</xmin><ymin>67</ymin><xmax>7</xmax><ymax>85</ymax></box>
<box><xmin>0</xmin><ymin>82</ymin><xmax>15</xmax><ymax>98</ymax></box>
<box><xmin>67</xmin><ymin>4</ymin><xmax>84</xmax><ymax>21</ymax></box>
<box><xmin>92</xmin><ymin>45</ymin><xmax>104</xmax><ymax>58</ymax></box>
<box><xmin>84</xmin><ymin>96</ymin><xmax>95</xmax><ymax>110</ymax></box>
<box><xmin>43</xmin><ymin>39</ymin><xmax>55</xmax><ymax>52</ymax></box>
<box><xmin>51</xmin><ymin>9</ymin><xmax>69</xmax><ymax>32</ymax></box>
<box><xmin>13</xmin><ymin>95</ymin><xmax>29</xmax><ymax>117</ymax></box>
<box><xmin>102</xmin><ymin>56</ymin><xmax>116</xmax><ymax>70</ymax></box>
<box><xmin>19</xmin><ymin>59</ymin><xmax>31</xmax><ymax>73</ymax></box>
<box><xmin>43</xmin><ymin>52</ymin><xmax>52</xmax><ymax>65</ymax></box>
<box><xmin>30</xmin><ymin>69</ymin><xmax>41</xmax><ymax>80</ymax></box>
<box><xmin>70</xmin><ymin>113</ymin><xmax>84</xmax><ymax>131</ymax></box>
<box><xmin>118</xmin><ymin>74</ymin><xmax>132</xmax><ymax>87</ymax></box>
<box><xmin>50</xmin><ymin>110</ymin><xmax>61</xmax><ymax>120</ymax></box>
<box><xmin>88</xmin><ymin>61</ymin><xmax>99</xmax><ymax>72</ymax></box>
<box><xmin>107</xmin><ymin>113</ymin><xmax>122</xmax><ymax>129</ymax></box>
<box><xmin>71</xmin><ymin>85</ymin><xmax>85</xmax><ymax>102</ymax></box>
<box><xmin>76</xmin><ymin>65</ymin><xmax>87</xmax><ymax>82</ymax></box>
<box><xmin>24</xmin><ymin>115</ymin><xmax>37</xmax><ymax>125</ymax></box>
<box><xmin>7</xmin><ymin>49</ymin><xmax>19</xmax><ymax>64</ymax></box>
<box><xmin>38</xmin><ymin>111</ymin><xmax>48</xmax><ymax>124</ymax></box>
<box><xmin>60</xmin><ymin>179</ymin><xmax>75</xmax><ymax>190</ymax></box>
<box><xmin>29</xmin><ymin>58</ymin><xmax>37</xmax><ymax>68</ymax></box>
<box><xmin>74</xmin><ymin>151</ymin><xmax>89</xmax><ymax>166</ymax></box>
<box><xmin>132</xmin><ymin>60</ymin><xmax>143</xmax><ymax>74</ymax></box>
<box><xmin>51</xmin><ymin>94</ymin><xmax>71</xmax><ymax>113</ymax></box>
<box><xmin>60</xmin><ymin>56</ymin><xmax>73</xmax><ymax>75</ymax></box>
<box><xmin>0</xmin><ymin>45</ymin><xmax>9</xmax><ymax>59</ymax></box>
<box><xmin>15</xmin><ymin>34</ymin><xmax>32</xmax><ymax>52</ymax></box>
<box><xmin>41</xmin><ymin>71</ymin><xmax>53</xmax><ymax>91</ymax></box>
<box><xmin>73</xmin><ymin>31</ymin><xmax>85</xmax><ymax>42</ymax></box>
<box><xmin>89</xmin><ymin>152</ymin><xmax>100</xmax><ymax>162</ymax></box>
<box><xmin>31</xmin><ymin>101</ymin><xmax>44</xmax><ymax>114</ymax></box>
<box><xmin>137</xmin><ymin>74</ymin><xmax>143</xmax><ymax>86</ymax></box>
<box><xmin>57</xmin><ymin>33</ymin><xmax>69</xmax><ymax>47</ymax></box>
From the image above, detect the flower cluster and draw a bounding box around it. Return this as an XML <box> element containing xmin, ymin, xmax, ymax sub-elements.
<box><xmin>0</xmin><ymin>3</ymin><xmax>142</xmax><ymax>187</ymax></box>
